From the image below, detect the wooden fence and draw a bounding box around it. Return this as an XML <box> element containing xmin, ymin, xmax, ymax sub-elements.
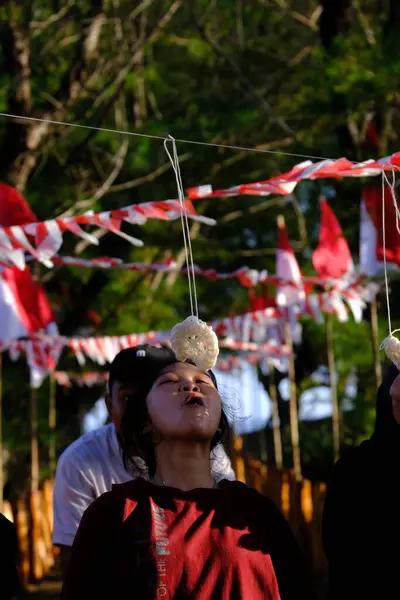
<box><xmin>5</xmin><ymin>434</ymin><xmax>328</xmax><ymax>585</ymax></box>
<box><xmin>5</xmin><ymin>479</ymin><xmax>56</xmax><ymax>585</ymax></box>
<box><xmin>231</xmin><ymin>435</ymin><xmax>328</xmax><ymax>578</ymax></box>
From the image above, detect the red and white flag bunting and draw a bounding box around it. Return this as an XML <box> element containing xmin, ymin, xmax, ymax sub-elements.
<box><xmin>47</xmin><ymin>255</ymin><xmax>179</xmax><ymax>273</ymax></box>
<box><xmin>5</xmin><ymin>277</ymin><xmax>377</xmax><ymax>385</ymax></box>
<box><xmin>34</xmin><ymin>254</ymin><xmax>270</xmax><ymax>287</ymax></box>
<box><xmin>0</xmin><ymin>200</ymin><xmax>215</xmax><ymax>269</ymax></box>
<box><xmin>42</xmin><ymin>255</ymin><xmax>270</xmax><ymax>287</ymax></box>
<box><xmin>54</xmin><ymin>371</ymin><xmax>109</xmax><ymax>388</ymax></box>
<box><xmin>187</xmin><ymin>152</ymin><xmax>400</xmax><ymax>200</ymax></box>
<box><xmin>54</xmin><ymin>357</ymin><xmax>245</xmax><ymax>386</ymax></box>
<box><xmin>22</xmin><ymin>253</ymin><xmax>377</xmax><ymax>301</ymax></box>
<box><xmin>215</xmin><ymin>356</ymin><xmax>243</xmax><ymax>372</ymax></box>
<box><xmin>9</xmin><ymin>338</ymin><xmax>64</xmax><ymax>388</ymax></box>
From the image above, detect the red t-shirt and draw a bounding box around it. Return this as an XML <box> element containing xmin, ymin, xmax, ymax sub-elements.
<box><xmin>62</xmin><ymin>478</ymin><xmax>313</xmax><ymax>599</ymax></box>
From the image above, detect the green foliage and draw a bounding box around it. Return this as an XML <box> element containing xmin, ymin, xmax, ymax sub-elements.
<box><xmin>1</xmin><ymin>0</ymin><xmax>400</xmax><ymax>490</ymax></box>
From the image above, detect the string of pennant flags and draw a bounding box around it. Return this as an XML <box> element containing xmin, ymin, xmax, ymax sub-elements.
<box><xmin>187</xmin><ymin>152</ymin><xmax>400</xmax><ymax>199</ymax></box>
<box><xmin>53</xmin><ymin>371</ymin><xmax>109</xmax><ymax>388</ymax></box>
<box><xmin>53</xmin><ymin>355</ymin><xmax>244</xmax><ymax>387</ymax></box>
<box><xmin>18</xmin><ymin>253</ymin><xmax>375</xmax><ymax>292</ymax></box>
<box><xmin>4</xmin><ymin>274</ymin><xmax>379</xmax><ymax>389</ymax></box>
<box><xmin>0</xmin><ymin>199</ymin><xmax>214</xmax><ymax>269</ymax></box>
<box><xmin>0</xmin><ymin>150</ymin><xmax>400</xmax><ymax>272</ymax></box>
<box><xmin>1</xmin><ymin>143</ymin><xmax>398</xmax><ymax>388</ymax></box>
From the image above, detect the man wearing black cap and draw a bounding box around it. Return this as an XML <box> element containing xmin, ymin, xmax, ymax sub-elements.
<box><xmin>53</xmin><ymin>344</ymin><xmax>235</xmax><ymax>577</ymax></box>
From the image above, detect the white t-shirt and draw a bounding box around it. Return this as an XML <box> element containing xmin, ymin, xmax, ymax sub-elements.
<box><xmin>52</xmin><ymin>423</ymin><xmax>235</xmax><ymax>546</ymax></box>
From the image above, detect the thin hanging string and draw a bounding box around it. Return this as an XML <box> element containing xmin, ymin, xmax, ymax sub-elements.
<box><xmin>381</xmin><ymin>163</ymin><xmax>400</xmax><ymax>339</ymax></box>
<box><xmin>170</xmin><ymin>136</ymin><xmax>198</xmax><ymax>317</ymax></box>
<box><xmin>0</xmin><ymin>111</ymin><xmax>342</xmax><ymax>161</ymax></box>
<box><xmin>164</xmin><ymin>136</ymin><xmax>199</xmax><ymax>318</ymax></box>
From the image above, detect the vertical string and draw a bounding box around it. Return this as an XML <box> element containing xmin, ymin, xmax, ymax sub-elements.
<box><xmin>382</xmin><ymin>166</ymin><xmax>391</xmax><ymax>334</ymax></box>
<box><xmin>171</xmin><ymin>138</ymin><xmax>199</xmax><ymax>318</ymax></box>
<box><xmin>381</xmin><ymin>163</ymin><xmax>400</xmax><ymax>336</ymax></box>
<box><xmin>164</xmin><ymin>136</ymin><xmax>199</xmax><ymax>317</ymax></box>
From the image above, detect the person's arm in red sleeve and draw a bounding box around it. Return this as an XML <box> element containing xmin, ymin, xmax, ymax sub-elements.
<box><xmin>262</xmin><ymin>497</ymin><xmax>316</xmax><ymax>600</ymax></box>
<box><xmin>61</xmin><ymin>491</ymin><xmax>119</xmax><ymax>600</ymax></box>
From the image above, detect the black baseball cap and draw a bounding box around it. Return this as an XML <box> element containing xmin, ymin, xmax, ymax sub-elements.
<box><xmin>108</xmin><ymin>344</ymin><xmax>177</xmax><ymax>395</ymax></box>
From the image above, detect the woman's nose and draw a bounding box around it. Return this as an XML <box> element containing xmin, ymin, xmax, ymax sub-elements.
<box><xmin>179</xmin><ymin>381</ymin><xmax>200</xmax><ymax>392</ymax></box>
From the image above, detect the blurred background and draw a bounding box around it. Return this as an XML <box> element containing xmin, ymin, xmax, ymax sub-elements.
<box><xmin>0</xmin><ymin>1</ymin><xmax>399</xmax><ymax>597</ymax></box>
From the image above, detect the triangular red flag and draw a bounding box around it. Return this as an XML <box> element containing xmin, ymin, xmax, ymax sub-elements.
<box><xmin>362</xmin><ymin>185</ymin><xmax>400</xmax><ymax>267</ymax></box>
<box><xmin>0</xmin><ymin>182</ymin><xmax>37</xmax><ymax>226</ymax></box>
<box><xmin>276</xmin><ymin>217</ymin><xmax>304</xmax><ymax>307</ymax></box>
<box><xmin>0</xmin><ymin>183</ymin><xmax>56</xmax><ymax>349</ymax></box>
<box><xmin>276</xmin><ymin>218</ymin><xmax>302</xmax><ymax>283</ymax></box>
<box><xmin>312</xmin><ymin>198</ymin><xmax>353</xmax><ymax>278</ymax></box>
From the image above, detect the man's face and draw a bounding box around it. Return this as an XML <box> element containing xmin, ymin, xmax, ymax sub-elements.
<box><xmin>105</xmin><ymin>380</ymin><xmax>135</xmax><ymax>432</ymax></box>
<box><xmin>390</xmin><ymin>373</ymin><xmax>400</xmax><ymax>424</ymax></box>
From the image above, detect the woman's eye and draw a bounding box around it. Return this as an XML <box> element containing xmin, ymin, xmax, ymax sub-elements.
<box><xmin>161</xmin><ymin>379</ymin><xmax>176</xmax><ymax>384</ymax></box>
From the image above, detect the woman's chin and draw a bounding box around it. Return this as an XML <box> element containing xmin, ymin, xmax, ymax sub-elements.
<box><xmin>165</xmin><ymin>423</ymin><xmax>217</xmax><ymax>444</ymax></box>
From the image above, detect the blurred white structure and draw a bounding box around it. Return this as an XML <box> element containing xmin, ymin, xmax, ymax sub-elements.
<box><xmin>82</xmin><ymin>361</ymin><xmax>357</xmax><ymax>435</ymax></box>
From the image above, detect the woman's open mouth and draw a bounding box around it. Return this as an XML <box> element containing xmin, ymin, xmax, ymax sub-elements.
<box><xmin>183</xmin><ymin>394</ymin><xmax>205</xmax><ymax>407</ymax></box>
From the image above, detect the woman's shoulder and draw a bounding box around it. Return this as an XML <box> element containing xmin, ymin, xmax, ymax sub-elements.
<box><xmin>220</xmin><ymin>480</ymin><xmax>281</xmax><ymax>514</ymax></box>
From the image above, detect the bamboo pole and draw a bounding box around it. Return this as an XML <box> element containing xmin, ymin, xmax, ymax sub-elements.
<box><xmin>30</xmin><ymin>386</ymin><xmax>41</xmax><ymax>580</ymax></box>
<box><xmin>277</xmin><ymin>214</ymin><xmax>301</xmax><ymax>478</ymax></box>
<box><xmin>16</xmin><ymin>498</ymin><xmax>30</xmax><ymax>585</ymax></box>
<box><xmin>256</xmin><ymin>377</ymin><xmax>268</xmax><ymax>464</ymax></box>
<box><xmin>0</xmin><ymin>352</ymin><xmax>3</xmax><ymax>513</ymax></box>
<box><xmin>284</xmin><ymin>319</ymin><xmax>302</xmax><ymax>480</ymax></box>
<box><xmin>232</xmin><ymin>434</ymin><xmax>246</xmax><ymax>483</ymax></box>
<box><xmin>29</xmin><ymin>262</ymin><xmax>42</xmax><ymax>580</ymax></box>
<box><xmin>325</xmin><ymin>313</ymin><xmax>340</xmax><ymax>462</ymax></box>
<box><xmin>31</xmin><ymin>387</ymin><xmax>39</xmax><ymax>494</ymax></box>
<box><xmin>30</xmin><ymin>490</ymin><xmax>43</xmax><ymax>580</ymax></box>
<box><xmin>370</xmin><ymin>297</ymin><xmax>382</xmax><ymax>388</ymax></box>
<box><xmin>268</xmin><ymin>360</ymin><xmax>283</xmax><ymax>470</ymax></box>
<box><xmin>48</xmin><ymin>374</ymin><xmax>56</xmax><ymax>478</ymax></box>
<box><xmin>31</xmin><ymin>262</ymin><xmax>40</xmax><ymax>495</ymax></box>
<box><xmin>259</xmin><ymin>429</ymin><xmax>268</xmax><ymax>464</ymax></box>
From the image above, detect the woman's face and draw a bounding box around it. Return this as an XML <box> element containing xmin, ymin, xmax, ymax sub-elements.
<box><xmin>146</xmin><ymin>362</ymin><xmax>222</xmax><ymax>442</ymax></box>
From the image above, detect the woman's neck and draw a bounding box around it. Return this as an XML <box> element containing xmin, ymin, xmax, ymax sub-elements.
<box><xmin>153</xmin><ymin>441</ymin><xmax>215</xmax><ymax>491</ymax></box>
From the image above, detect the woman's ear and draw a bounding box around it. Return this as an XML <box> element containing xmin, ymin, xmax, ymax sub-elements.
<box><xmin>105</xmin><ymin>394</ymin><xmax>112</xmax><ymax>415</ymax></box>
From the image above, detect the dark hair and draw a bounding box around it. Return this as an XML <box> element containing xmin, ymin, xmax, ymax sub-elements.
<box><xmin>118</xmin><ymin>368</ymin><xmax>229</xmax><ymax>477</ymax></box>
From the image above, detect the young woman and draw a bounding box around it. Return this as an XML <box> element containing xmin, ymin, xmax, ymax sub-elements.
<box><xmin>62</xmin><ymin>346</ymin><xmax>314</xmax><ymax>599</ymax></box>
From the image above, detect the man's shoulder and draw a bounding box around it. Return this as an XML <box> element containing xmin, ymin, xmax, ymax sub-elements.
<box><xmin>0</xmin><ymin>513</ymin><xmax>15</xmax><ymax>536</ymax></box>
<box><xmin>58</xmin><ymin>424</ymin><xmax>115</xmax><ymax>466</ymax></box>
<box><xmin>333</xmin><ymin>440</ymin><xmax>375</xmax><ymax>475</ymax></box>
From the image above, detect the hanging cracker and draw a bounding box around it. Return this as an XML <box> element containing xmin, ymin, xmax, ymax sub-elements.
<box><xmin>380</xmin><ymin>334</ymin><xmax>400</xmax><ymax>370</ymax></box>
<box><xmin>164</xmin><ymin>135</ymin><xmax>220</xmax><ymax>372</ymax></box>
<box><xmin>379</xmin><ymin>164</ymin><xmax>400</xmax><ymax>369</ymax></box>
<box><xmin>170</xmin><ymin>316</ymin><xmax>219</xmax><ymax>372</ymax></box>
